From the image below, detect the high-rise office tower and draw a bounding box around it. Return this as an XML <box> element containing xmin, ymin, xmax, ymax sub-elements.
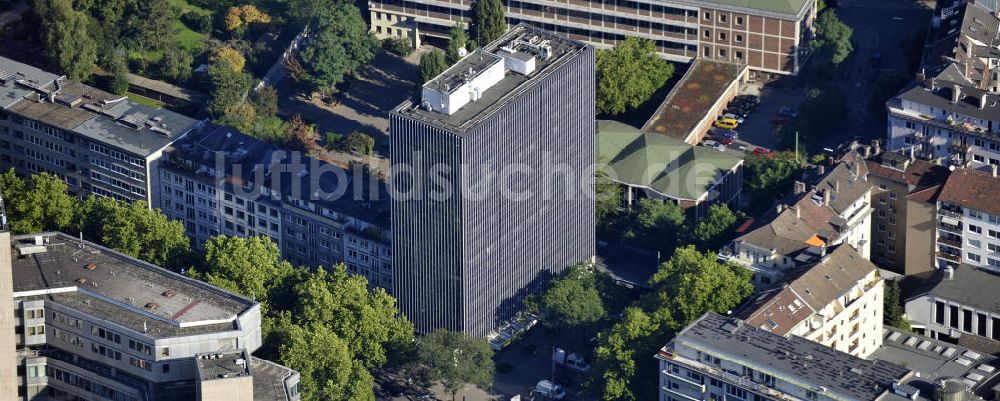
<box><xmin>390</xmin><ymin>24</ymin><xmax>595</xmax><ymax>336</ymax></box>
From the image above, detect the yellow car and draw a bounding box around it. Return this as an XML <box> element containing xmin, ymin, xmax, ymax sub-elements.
<box><xmin>714</xmin><ymin>118</ymin><xmax>739</xmax><ymax>129</ymax></box>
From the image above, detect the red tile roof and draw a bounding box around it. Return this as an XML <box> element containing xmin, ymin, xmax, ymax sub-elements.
<box><xmin>938</xmin><ymin>168</ymin><xmax>1000</xmax><ymax>215</ymax></box>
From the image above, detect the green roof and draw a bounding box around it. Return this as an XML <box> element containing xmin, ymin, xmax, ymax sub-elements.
<box><xmin>697</xmin><ymin>0</ymin><xmax>811</xmax><ymax>16</ymax></box>
<box><xmin>597</xmin><ymin>120</ymin><xmax>742</xmax><ymax>201</ymax></box>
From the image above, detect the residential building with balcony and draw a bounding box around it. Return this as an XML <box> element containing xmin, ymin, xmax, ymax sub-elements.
<box><xmin>8</xmin><ymin>232</ymin><xmax>300</xmax><ymax>401</ymax></box>
<box><xmin>369</xmin><ymin>0</ymin><xmax>817</xmax><ymax>76</ymax></box>
<box><xmin>933</xmin><ymin>167</ymin><xmax>1000</xmax><ymax>271</ymax></box>
<box><xmin>723</xmin><ymin>152</ymin><xmax>873</xmax><ymax>287</ymax></box>
<box><xmin>886</xmin><ymin>66</ymin><xmax>1000</xmax><ymax>169</ymax></box>
<box><xmin>905</xmin><ymin>264</ymin><xmax>1000</xmax><ymax>356</ymax></box>
<box><xmin>656</xmin><ymin>312</ymin><xmax>1000</xmax><ymax>401</ymax></box>
<box><xmin>157</xmin><ymin>123</ymin><xmax>392</xmax><ymax>287</ymax></box>
<box><xmin>736</xmin><ymin>244</ymin><xmax>883</xmax><ymax>358</ymax></box>
<box><xmin>0</xmin><ymin>56</ymin><xmax>198</xmax><ymax>205</ymax></box>
<box><xmin>865</xmin><ymin>148</ymin><xmax>951</xmax><ymax>275</ymax></box>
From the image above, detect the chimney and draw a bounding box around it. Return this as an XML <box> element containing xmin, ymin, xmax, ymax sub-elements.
<box><xmin>916</xmin><ymin>68</ymin><xmax>926</xmax><ymax>85</ymax></box>
<box><xmin>862</xmin><ymin>145</ymin><xmax>871</xmax><ymax>158</ymax></box>
<box><xmin>795</xmin><ymin>205</ymin><xmax>801</xmax><ymax>219</ymax></box>
<box><xmin>952</xmin><ymin>84</ymin><xmax>962</xmax><ymax>104</ymax></box>
<box><xmin>835</xmin><ymin>180</ymin><xmax>840</xmax><ymax>194</ymax></box>
<box><xmin>873</xmin><ymin>140</ymin><xmax>881</xmax><ymax>156</ymax></box>
<box><xmin>776</xmin><ymin>204</ymin><xmax>785</xmax><ymax>214</ymax></box>
<box><xmin>909</xmin><ymin>146</ymin><xmax>916</xmax><ymax>161</ymax></box>
<box><xmin>993</xmin><ymin>164</ymin><xmax>998</xmax><ymax>177</ymax></box>
<box><xmin>944</xmin><ymin>266</ymin><xmax>955</xmax><ymax>281</ymax></box>
<box><xmin>929</xmin><ymin>77</ymin><xmax>937</xmax><ymax>91</ymax></box>
<box><xmin>794</xmin><ymin>181</ymin><xmax>806</xmax><ymax>195</ymax></box>
<box><xmin>980</xmin><ymin>93</ymin><xmax>989</xmax><ymax>109</ymax></box>
<box><xmin>818</xmin><ymin>165</ymin><xmax>826</xmax><ymax>175</ymax></box>
<box><xmin>823</xmin><ymin>190</ymin><xmax>832</xmax><ymax>206</ymax></box>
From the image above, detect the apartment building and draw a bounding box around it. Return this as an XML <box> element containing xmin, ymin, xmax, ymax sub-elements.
<box><xmin>887</xmin><ymin>65</ymin><xmax>1000</xmax><ymax>168</ymax></box>
<box><xmin>390</xmin><ymin>25</ymin><xmax>595</xmax><ymax>335</ymax></box>
<box><xmin>369</xmin><ymin>0</ymin><xmax>817</xmax><ymax>75</ymax></box>
<box><xmin>865</xmin><ymin>148</ymin><xmax>951</xmax><ymax>275</ymax></box>
<box><xmin>723</xmin><ymin>152</ymin><xmax>873</xmax><ymax>287</ymax></box>
<box><xmin>905</xmin><ymin>265</ymin><xmax>1000</xmax><ymax>355</ymax></box>
<box><xmin>9</xmin><ymin>232</ymin><xmax>300</xmax><ymax>401</ymax></box>
<box><xmin>158</xmin><ymin>123</ymin><xmax>393</xmax><ymax>287</ymax></box>
<box><xmin>934</xmin><ymin>167</ymin><xmax>1000</xmax><ymax>271</ymax></box>
<box><xmin>0</xmin><ymin>56</ymin><xmax>198</xmax><ymax>204</ymax></box>
<box><xmin>737</xmin><ymin>245</ymin><xmax>883</xmax><ymax>358</ymax></box>
<box><xmin>656</xmin><ymin>312</ymin><xmax>1000</xmax><ymax>401</ymax></box>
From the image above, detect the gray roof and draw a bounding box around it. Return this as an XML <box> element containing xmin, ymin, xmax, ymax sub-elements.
<box><xmin>0</xmin><ymin>56</ymin><xmax>60</xmax><ymax>108</ymax></box>
<box><xmin>908</xmin><ymin>265</ymin><xmax>1000</xmax><ymax>314</ymax></box>
<box><xmin>813</xmin><ymin>152</ymin><xmax>871</xmax><ymax>216</ymax></box>
<box><xmin>670</xmin><ymin>313</ymin><xmax>913</xmax><ymax>401</ymax></box>
<box><xmin>961</xmin><ymin>2</ymin><xmax>1000</xmax><ymax>48</ymax></box>
<box><xmin>197</xmin><ymin>350</ymin><xmax>250</xmax><ymax>381</ymax></box>
<box><xmin>0</xmin><ymin>56</ymin><xmax>197</xmax><ymax>157</ymax></box>
<box><xmin>394</xmin><ymin>24</ymin><xmax>589</xmax><ymax>133</ymax></box>
<box><xmin>898</xmin><ymin>83</ymin><xmax>1000</xmax><ymax>123</ymax></box>
<box><xmin>250</xmin><ymin>357</ymin><xmax>299</xmax><ymax>401</ymax></box>
<box><xmin>11</xmin><ymin>232</ymin><xmax>255</xmax><ymax>338</ymax></box>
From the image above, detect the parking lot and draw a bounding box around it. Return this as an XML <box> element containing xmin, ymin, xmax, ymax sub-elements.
<box><xmin>696</xmin><ymin>84</ymin><xmax>808</xmax><ymax>158</ymax></box>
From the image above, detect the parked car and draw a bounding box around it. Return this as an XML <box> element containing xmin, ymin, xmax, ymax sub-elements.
<box><xmin>553</xmin><ymin>348</ymin><xmax>591</xmax><ymax>372</ymax></box>
<box><xmin>751</xmin><ymin>147</ymin><xmax>774</xmax><ymax>157</ymax></box>
<box><xmin>535</xmin><ymin>380</ymin><xmax>566</xmax><ymax>400</ymax></box>
<box><xmin>726</xmin><ymin>107</ymin><xmax>750</xmax><ymax>118</ymax></box>
<box><xmin>710</xmin><ymin>128</ymin><xmax>738</xmax><ymax>139</ymax></box>
<box><xmin>778</xmin><ymin>107</ymin><xmax>798</xmax><ymax>118</ymax></box>
<box><xmin>713</xmin><ymin>118</ymin><xmax>739</xmax><ymax>129</ymax></box>
<box><xmin>715</xmin><ymin>137</ymin><xmax>734</xmax><ymax>146</ymax></box>
<box><xmin>721</xmin><ymin>113</ymin><xmax>745</xmax><ymax>124</ymax></box>
<box><xmin>701</xmin><ymin>140</ymin><xmax>726</xmax><ymax>151</ymax></box>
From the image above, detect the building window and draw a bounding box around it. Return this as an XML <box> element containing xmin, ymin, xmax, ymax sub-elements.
<box><xmin>704</xmin><ymin>11</ymin><xmax>711</xmax><ymax>20</ymax></box>
<box><xmin>970</xmin><ymin>225</ymin><xmax>982</xmax><ymax>234</ymax></box>
<box><xmin>936</xmin><ymin>301</ymin><xmax>946</xmax><ymax>324</ymax></box>
<box><xmin>719</xmin><ymin>32</ymin><xmax>727</xmax><ymax>41</ymax></box>
<box><xmin>951</xmin><ymin>305</ymin><xmax>959</xmax><ymax>328</ymax></box>
<box><xmin>994</xmin><ymin>317</ymin><xmax>1000</xmax><ymax>340</ymax></box>
<box><xmin>719</xmin><ymin>48</ymin><xmax>727</xmax><ymax>57</ymax></box>
<box><xmin>719</xmin><ymin>14</ymin><xmax>727</xmax><ymax>23</ymax></box>
<box><xmin>736</xmin><ymin>16</ymin><xmax>744</xmax><ymax>25</ymax></box>
<box><xmin>964</xmin><ymin>309</ymin><xmax>974</xmax><ymax>332</ymax></box>
<box><xmin>735</xmin><ymin>51</ymin><xmax>744</xmax><ymax>60</ymax></box>
<box><xmin>703</xmin><ymin>46</ymin><xmax>710</xmax><ymax>56</ymax></box>
<box><xmin>978</xmin><ymin>313</ymin><xmax>988</xmax><ymax>336</ymax></box>
<box><xmin>969</xmin><ymin>253</ymin><xmax>982</xmax><ymax>263</ymax></box>
<box><xmin>704</xmin><ymin>29</ymin><xmax>711</xmax><ymax>38</ymax></box>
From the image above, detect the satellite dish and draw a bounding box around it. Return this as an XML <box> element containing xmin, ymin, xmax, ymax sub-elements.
<box><xmin>458</xmin><ymin>47</ymin><xmax>468</xmax><ymax>57</ymax></box>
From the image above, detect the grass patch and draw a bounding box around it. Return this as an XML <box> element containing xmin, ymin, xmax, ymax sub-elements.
<box><xmin>172</xmin><ymin>20</ymin><xmax>207</xmax><ymax>51</ymax></box>
<box><xmin>169</xmin><ymin>0</ymin><xmax>212</xmax><ymax>15</ymax></box>
<box><xmin>127</xmin><ymin>92</ymin><xmax>166</xmax><ymax>109</ymax></box>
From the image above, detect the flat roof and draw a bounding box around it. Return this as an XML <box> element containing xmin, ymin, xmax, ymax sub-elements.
<box><xmin>668</xmin><ymin>312</ymin><xmax>912</xmax><ymax>401</ymax></box>
<box><xmin>597</xmin><ymin>120</ymin><xmax>741</xmax><ymax>201</ymax></box>
<box><xmin>908</xmin><ymin>265</ymin><xmax>1000</xmax><ymax>315</ymax></box>
<box><xmin>394</xmin><ymin>24</ymin><xmax>588</xmax><ymax>133</ymax></box>
<box><xmin>642</xmin><ymin>59</ymin><xmax>744</xmax><ymax>141</ymax></box>
<box><xmin>690</xmin><ymin>0</ymin><xmax>812</xmax><ymax>16</ymax></box>
<box><xmin>872</xmin><ymin>327</ymin><xmax>1000</xmax><ymax>398</ymax></box>
<box><xmin>250</xmin><ymin>357</ymin><xmax>298</xmax><ymax>401</ymax></box>
<box><xmin>197</xmin><ymin>351</ymin><xmax>250</xmax><ymax>381</ymax></box>
<box><xmin>11</xmin><ymin>232</ymin><xmax>255</xmax><ymax>337</ymax></box>
<box><xmin>0</xmin><ymin>56</ymin><xmax>197</xmax><ymax>157</ymax></box>
<box><xmin>163</xmin><ymin>123</ymin><xmax>390</xmax><ymax>228</ymax></box>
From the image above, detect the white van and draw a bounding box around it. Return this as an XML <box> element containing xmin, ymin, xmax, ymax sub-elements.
<box><xmin>535</xmin><ymin>380</ymin><xmax>566</xmax><ymax>399</ymax></box>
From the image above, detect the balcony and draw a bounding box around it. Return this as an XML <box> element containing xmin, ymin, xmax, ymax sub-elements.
<box><xmin>938</xmin><ymin>208</ymin><xmax>963</xmax><ymax>219</ymax></box>
<box><xmin>938</xmin><ymin>235</ymin><xmax>962</xmax><ymax>249</ymax></box>
<box><xmin>936</xmin><ymin>251</ymin><xmax>961</xmax><ymax>263</ymax></box>
<box><xmin>938</xmin><ymin>220</ymin><xmax>963</xmax><ymax>235</ymax></box>
<box><xmin>889</xmin><ymin>106</ymin><xmax>1000</xmax><ymax>140</ymax></box>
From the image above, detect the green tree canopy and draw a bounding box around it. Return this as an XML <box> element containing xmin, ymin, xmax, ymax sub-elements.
<box><xmin>811</xmin><ymin>9</ymin><xmax>854</xmax><ymax>65</ymax></box>
<box><xmin>95</xmin><ymin>200</ymin><xmax>191</xmax><ymax>270</ymax></box>
<box><xmin>595</xmin><ymin>170</ymin><xmax>622</xmax><ymax>233</ymax></box>
<box><xmin>297</xmin><ymin>2</ymin><xmax>380</xmax><ymax>95</ymax></box>
<box><xmin>473</xmin><ymin>0</ymin><xmax>506</xmax><ymax>45</ymax></box>
<box><xmin>122</xmin><ymin>0</ymin><xmax>174</xmax><ymax>51</ymax></box>
<box><xmin>279</xmin><ymin>322</ymin><xmax>375</xmax><ymax>401</ymax></box>
<box><xmin>692</xmin><ymin>203</ymin><xmax>739</xmax><ymax>251</ymax></box>
<box><xmin>196</xmin><ymin>236</ymin><xmax>294</xmax><ymax>311</ymax></box>
<box><xmin>645</xmin><ymin>245</ymin><xmax>754</xmax><ymax>327</ymax></box>
<box><xmin>596</xmin><ymin>37</ymin><xmax>674</xmax><ymax>115</ymax></box>
<box><xmin>623</xmin><ymin>198</ymin><xmax>685</xmax><ymax>254</ymax></box>
<box><xmin>206</xmin><ymin>61</ymin><xmax>252</xmax><ymax>117</ymax></box>
<box><xmin>35</xmin><ymin>0</ymin><xmax>98</xmax><ymax>80</ymax></box>
<box><xmin>343</xmin><ymin>131</ymin><xmax>375</xmax><ymax>155</ymax></box>
<box><xmin>743</xmin><ymin>150</ymin><xmax>802</xmax><ymax>214</ymax></box>
<box><xmin>0</xmin><ymin>169</ymin><xmax>75</xmax><ymax>234</ymax></box>
<box><xmin>109</xmin><ymin>51</ymin><xmax>130</xmax><ymax>95</ymax></box>
<box><xmin>446</xmin><ymin>22</ymin><xmax>471</xmax><ymax>64</ymax></box>
<box><xmin>158</xmin><ymin>47</ymin><xmax>194</xmax><ymax>84</ymax></box>
<box><xmin>591</xmin><ymin>307</ymin><xmax>670</xmax><ymax>401</ymax></box>
<box><xmin>410</xmin><ymin>329</ymin><xmax>494</xmax><ymax>400</ymax></box>
<box><xmin>884</xmin><ymin>279</ymin><xmax>911</xmax><ymax>331</ymax></box>
<box><xmin>419</xmin><ymin>49</ymin><xmax>448</xmax><ymax>85</ymax></box>
<box><xmin>540</xmin><ymin>263</ymin><xmax>606</xmax><ymax>349</ymax></box>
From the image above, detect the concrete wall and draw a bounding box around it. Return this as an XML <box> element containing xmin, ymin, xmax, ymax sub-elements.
<box><xmin>0</xmin><ymin>231</ymin><xmax>16</xmax><ymax>400</ymax></box>
<box><xmin>904</xmin><ymin>197</ymin><xmax>937</xmax><ymax>275</ymax></box>
<box><xmin>199</xmin><ymin>375</ymin><xmax>253</xmax><ymax>401</ymax></box>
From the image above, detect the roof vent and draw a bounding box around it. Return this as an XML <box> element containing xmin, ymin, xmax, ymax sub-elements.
<box><xmin>84</xmin><ymin>262</ymin><xmax>96</xmax><ymax>271</ymax></box>
<box><xmin>162</xmin><ymin>289</ymin><xmax>175</xmax><ymax>298</ymax></box>
<box><xmin>145</xmin><ymin>302</ymin><xmax>158</xmax><ymax>310</ymax></box>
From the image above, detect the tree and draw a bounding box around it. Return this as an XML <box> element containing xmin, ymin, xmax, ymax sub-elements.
<box><xmin>591</xmin><ymin>307</ymin><xmax>668</xmax><ymax>401</ymax></box>
<box><xmin>291</xmin><ymin>265</ymin><xmax>414</xmax><ymax>368</ymax></box>
<box><xmin>343</xmin><ymin>131</ymin><xmax>375</xmax><ymax>155</ymax></box>
<box><xmin>206</xmin><ymin>61</ymin><xmax>252</xmax><ymax>117</ymax></box>
<box><xmin>645</xmin><ymin>246</ymin><xmax>754</xmax><ymax>327</ymax></box>
<box><xmin>35</xmin><ymin>0</ymin><xmax>98</xmax><ymax>80</ymax></box>
<box><xmin>811</xmin><ymin>9</ymin><xmax>853</xmax><ymax>65</ymax></box>
<box><xmin>109</xmin><ymin>51</ymin><xmax>130</xmax><ymax>95</ymax></box>
<box><xmin>382</xmin><ymin>37</ymin><xmax>413</xmax><ymax>57</ymax></box>
<box><xmin>623</xmin><ymin>198</ymin><xmax>685</xmax><ymax>254</ymax></box>
<box><xmin>418</xmin><ymin>49</ymin><xmax>447</xmax><ymax>85</ymax></box>
<box><xmin>250</xmin><ymin>85</ymin><xmax>280</xmax><ymax>118</ymax></box>
<box><xmin>224</xmin><ymin>4</ymin><xmax>271</xmax><ymax>35</ymax></box>
<box><xmin>180</xmin><ymin>11</ymin><xmax>213</xmax><ymax>34</ymax></box>
<box><xmin>473</xmin><ymin>0</ymin><xmax>506</xmax><ymax>45</ymax></box>
<box><xmin>197</xmin><ymin>236</ymin><xmax>294</xmax><ymax>312</ymax></box>
<box><xmin>410</xmin><ymin>329</ymin><xmax>494</xmax><ymax>401</ymax></box>
<box><xmin>279</xmin><ymin>323</ymin><xmax>375</xmax><ymax>401</ymax></box>
<box><xmin>122</xmin><ymin>0</ymin><xmax>173</xmax><ymax>51</ymax></box>
<box><xmin>0</xmin><ymin>170</ymin><xmax>75</xmax><ymax>234</ymax></box>
<box><xmin>287</xmin><ymin>114</ymin><xmax>319</xmax><ymax>151</ymax></box>
<box><xmin>692</xmin><ymin>203</ymin><xmax>738</xmax><ymax>251</ymax></box>
<box><xmin>884</xmin><ymin>279</ymin><xmax>911</xmax><ymax>331</ymax></box>
<box><xmin>743</xmin><ymin>151</ymin><xmax>802</xmax><ymax>214</ymax></box>
<box><xmin>540</xmin><ymin>263</ymin><xmax>606</xmax><ymax>350</ymax></box>
<box><xmin>219</xmin><ymin>103</ymin><xmax>258</xmax><ymax>133</ymax></box>
<box><xmin>97</xmin><ymin>200</ymin><xmax>191</xmax><ymax>270</ymax></box>
<box><xmin>595</xmin><ymin>170</ymin><xmax>622</xmax><ymax>232</ymax></box>
<box><xmin>446</xmin><ymin>22</ymin><xmax>470</xmax><ymax>64</ymax></box>
<box><xmin>596</xmin><ymin>37</ymin><xmax>674</xmax><ymax>115</ymax></box>
<box><xmin>251</xmin><ymin>116</ymin><xmax>290</xmax><ymax>143</ymax></box>
<box><xmin>158</xmin><ymin>47</ymin><xmax>194</xmax><ymax>83</ymax></box>
<box><xmin>297</xmin><ymin>3</ymin><xmax>380</xmax><ymax>95</ymax></box>
<box><xmin>210</xmin><ymin>47</ymin><xmax>247</xmax><ymax>72</ymax></box>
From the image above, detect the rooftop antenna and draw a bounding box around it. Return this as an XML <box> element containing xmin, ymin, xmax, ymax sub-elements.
<box><xmin>78</xmin><ymin>232</ymin><xmax>84</xmax><ymax>249</ymax></box>
<box><xmin>143</xmin><ymin>321</ymin><xmax>148</xmax><ymax>333</ymax></box>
